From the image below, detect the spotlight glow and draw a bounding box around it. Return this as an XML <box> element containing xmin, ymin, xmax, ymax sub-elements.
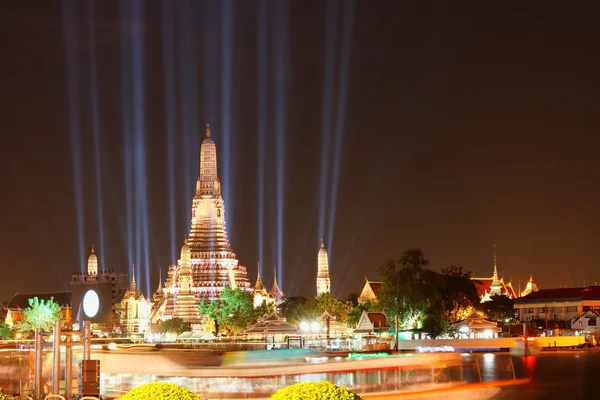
<box><xmin>61</xmin><ymin>0</ymin><xmax>86</xmax><ymax>272</ymax></box>
<box><xmin>273</xmin><ymin>0</ymin><xmax>290</xmax><ymax>291</ymax></box>
<box><xmin>161</xmin><ymin>0</ymin><xmax>178</xmax><ymax>265</ymax></box>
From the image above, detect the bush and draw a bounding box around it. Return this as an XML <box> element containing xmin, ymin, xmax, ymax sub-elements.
<box><xmin>270</xmin><ymin>381</ymin><xmax>362</xmax><ymax>400</ymax></box>
<box><xmin>119</xmin><ymin>382</ymin><xmax>202</xmax><ymax>400</ymax></box>
<box><xmin>0</xmin><ymin>392</ymin><xmax>8</xmax><ymax>400</ymax></box>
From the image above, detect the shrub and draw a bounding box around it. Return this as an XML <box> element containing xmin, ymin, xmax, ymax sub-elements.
<box><xmin>119</xmin><ymin>382</ymin><xmax>202</xmax><ymax>400</ymax></box>
<box><xmin>270</xmin><ymin>381</ymin><xmax>362</xmax><ymax>400</ymax></box>
<box><xmin>0</xmin><ymin>392</ymin><xmax>8</xmax><ymax>400</ymax></box>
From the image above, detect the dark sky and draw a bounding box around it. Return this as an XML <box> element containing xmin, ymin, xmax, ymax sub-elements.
<box><xmin>1</xmin><ymin>1</ymin><xmax>599</xmax><ymax>301</ymax></box>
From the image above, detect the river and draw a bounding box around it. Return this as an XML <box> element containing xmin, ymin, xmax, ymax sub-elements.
<box><xmin>0</xmin><ymin>349</ymin><xmax>598</xmax><ymax>399</ymax></box>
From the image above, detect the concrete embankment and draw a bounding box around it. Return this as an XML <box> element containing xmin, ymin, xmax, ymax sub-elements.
<box><xmin>396</xmin><ymin>336</ymin><xmax>584</xmax><ymax>351</ymax></box>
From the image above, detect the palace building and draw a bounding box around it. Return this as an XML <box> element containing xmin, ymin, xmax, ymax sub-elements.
<box><xmin>153</xmin><ymin>125</ymin><xmax>251</xmax><ymax>328</ymax></box>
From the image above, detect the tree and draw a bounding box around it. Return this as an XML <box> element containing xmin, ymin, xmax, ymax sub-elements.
<box><xmin>17</xmin><ymin>297</ymin><xmax>62</xmax><ymax>332</ymax></box>
<box><xmin>0</xmin><ymin>322</ymin><xmax>14</xmax><ymax>340</ymax></box>
<box><xmin>161</xmin><ymin>317</ymin><xmax>191</xmax><ymax>335</ymax></box>
<box><xmin>480</xmin><ymin>295</ymin><xmax>518</xmax><ymax>323</ymax></box>
<box><xmin>280</xmin><ymin>296</ymin><xmax>311</xmax><ymax>324</ymax></box>
<box><xmin>436</xmin><ymin>265</ymin><xmax>480</xmax><ymax>324</ymax></box>
<box><xmin>280</xmin><ymin>294</ymin><xmax>352</xmax><ymax>325</ymax></box>
<box><xmin>308</xmin><ymin>294</ymin><xmax>353</xmax><ymax>323</ymax></box>
<box><xmin>377</xmin><ymin>249</ymin><xmax>433</xmax><ymax>351</ymax></box>
<box><xmin>347</xmin><ymin>301</ymin><xmax>381</xmax><ymax>328</ymax></box>
<box><xmin>199</xmin><ymin>287</ymin><xmax>274</xmax><ymax>336</ymax></box>
<box><xmin>421</xmin><ymin>312</ymin><xmax>450</xmax><ymax>339</ymax></box>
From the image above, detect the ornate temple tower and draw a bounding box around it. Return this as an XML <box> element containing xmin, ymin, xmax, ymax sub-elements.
<box><xmin>160</xmin><ymin>126</ymin><xmax>251</xmax><ymax>327</ymax></box>
<box><xmin>270</xmin><ymin>267</ymin><xmax>285</xmax><ymax>306</ymax></box>
<box><xmin>489</xmin><ymin>245</ymin><xmax>503</xmax><ymax>296</ymax></box>
<box><xmin>316</xmin><ymin>241</ymin><xmax>331</xmax><ymax>295</ymax></box>
<box><xmin>252</xmin><ymin>262</ymin><xmax>274</xmax><ymax>308</ymax></box>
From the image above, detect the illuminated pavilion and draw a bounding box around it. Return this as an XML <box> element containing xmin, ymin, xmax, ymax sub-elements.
<box><xmin>154</xmin><ymin>125</ymin><xmax>251</xmax><ymax>327</ymax></box>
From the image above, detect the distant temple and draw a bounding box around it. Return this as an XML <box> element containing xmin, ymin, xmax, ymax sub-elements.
<box><xmin>117</xmin><ymin>266</ymin><xmax>152</xmax><ymax>335</ymax></box>
<box><xmin>316</xmin><ymin>241</ymin><xmax>331</xmax><ymax>295</ymax></box>
<box><xmin>520</xmin><ymin>274</ymin><xmax>540</xmax><ymax>297</ymax></box>
<box><xmin>252</xmin><ymin>264</ymin><xmax>285</xmax><ymax>308</ymax></box>
<box><xmin>471</xmin><ymin>245</ymin><xmax>539</xmax><ymax>302</ymax></box>
<box><xmin>153</xmin><ymin>126</ymin><xmax>251</xmax><ymax>328</ymax></box>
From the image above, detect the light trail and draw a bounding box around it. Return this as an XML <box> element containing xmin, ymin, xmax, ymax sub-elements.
<box><xmin>119</xmin><ymin>0</ymin><xmax>149</xmax><ymax>294</ymax></box>
<box><xmin>327</xmin><ymin>0</ymin><xmax>357</xmax><ymax>263</ymax></box>
<box><xmin>161</xmin><ymin>0</ymin><xmax>178</xmax><ymax>265</ymax></box>
<box><xmin>220</xmin><ymin>0</ymin><xmax>234</xmax><ymax>237</ymax></box>
<box><xmin>61</xmin><ymin>0</ymin><xmax>86</xmax><ymax>272</ymax></box>
<box><xmin>86</xmin><ymin>0</ymin><xmax>106</xmax><ymax>267</ymax></box>
<box><xmin>318</xmin><ymin>0</ymin><xmax>338</xmax><ymax>246</ymax></box>
<box><xmin>256</xmin><ymin>0</ymin><xmax>269</xmax><ymax>276</ymax></box>
<box><xmin>273</xmin><ymin>0</ymin><xmax>290</xmax><ymax>291</ymax></box>
<box><xmin>178</xmin><ymin>0</ymin><xmax>200</xmax><ymax>235</ymax></box>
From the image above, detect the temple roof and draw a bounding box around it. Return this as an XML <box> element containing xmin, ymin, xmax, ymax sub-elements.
<box><xmin>514</xmin><ymin>286</ymin><xmax>600</xmax><ymax>304</ymax></box>
<box><xmin>472</xmin><ymin>277</ymin><xmax>517</xmax><ymax>299</ymax></box>
<box><xmin>243</xmin><ymin>313</ymin><xmax>297</xmax><ymax>335</ymax></box>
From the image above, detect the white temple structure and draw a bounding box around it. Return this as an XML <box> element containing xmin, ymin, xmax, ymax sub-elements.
<box><xmin>153</xmin><ymin>125</ymin><xmax>251</xmax><ymax>328</ymax></box>
<box><xmin>316</xmin><ymin>241</ymin><xmax>331</xmax><ymax>295</ymax></box>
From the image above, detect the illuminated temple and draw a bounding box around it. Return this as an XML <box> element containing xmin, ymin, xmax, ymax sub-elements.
<box><xmin>316</xmin><ymin>241</ymin><xmax>331</xmax><ymax>295</ymax></box>
<box><xmin>152</xmin><ymin>126</ymin><xmax>251</xmax><ymax>327</ymax></box>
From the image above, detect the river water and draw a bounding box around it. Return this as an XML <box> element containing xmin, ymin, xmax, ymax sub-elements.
<box><xmin>0</xmin><ymin>350</ymin><xmax>598</xmax><ymax>399</ymax></box>
<box><xmin>495</xmin><ymin>351</ymin><xmax>599</xmax><ymax>399</ymax></box>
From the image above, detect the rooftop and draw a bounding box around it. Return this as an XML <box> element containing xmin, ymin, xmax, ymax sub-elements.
<box><xmin>514</xmin><ymin>286</ymin><xmax>600</xmax><ymax>304</ymax></box>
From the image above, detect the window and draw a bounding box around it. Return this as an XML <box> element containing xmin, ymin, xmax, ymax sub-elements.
<box><xmin>567</xmin><ymin>306</ymin><xmax>578</xmax><ymax>312</ymax></box>
<box><xmin>526</xmin><ymin>308</ymin><xmax>534</xmax><ymax>314</ymax></box>
<box><xmin>588</xmin><ymin>318</ymin><xmax>597</xmax><ymax>326</ymax></box>
<box><xmin>539</xmin><ymin>307</ymin><xmax>547</xmax><ymax>313</ymax></box>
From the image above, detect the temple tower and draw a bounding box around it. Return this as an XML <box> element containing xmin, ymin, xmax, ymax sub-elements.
<box><xmin>317</xmin><ymin>241</ymin><xmax>331</xmax><ymax>295</ymax></box>
<box><xmin>160</xmin><ymin>125</ymin><xmax>251</xmax><ymax>327</ymax></box>
<box><xmin>87</xmin><ymin>245</ymin><xmax>98</xmax><ymax>274</ymax></box>
<box><xmin>489</xmin><ymin>245</ymin><xmax>502</xmax><ymax>296</ymax></box>
<box><xmin>173</xmin><ymin>240</ymin><xmax>202</xmax><ymax>324</ymax></box>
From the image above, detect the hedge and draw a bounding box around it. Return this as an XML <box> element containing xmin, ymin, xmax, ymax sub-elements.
<box><xmin>270</xmin><ymin>381</ymin><xmax>362</xmax><ymax>400</ymax></box>
<box><xmin>119</xmin><ymin>382</ymin><xmax>202</xmax><ymax>400</ymax></box>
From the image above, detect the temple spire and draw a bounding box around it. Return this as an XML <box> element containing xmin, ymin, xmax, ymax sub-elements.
<box><xmin>130</xmin><ymin>264</ymin><xmax>137</xmax><ymax>292</ymax></box>
<box><xmin>205</xmin><ymin>124</ymin><xmax>211</xmax><ymax>137</ymax></box>
<box><xmin>493</xmin><ymin>244</ymin><xmax>498</xmax><ymax>279</ymax></box>
<box><xmin>270</xmin><ymin>266</ymin><xmax>285</xmax><ymax>304</ymax></box>
<box><xmin>317</xmin><ymin>241</ymin><xmax>331</xmax><ymax>295</ymax></box>
<box><xmin>156</xmin><ymin>269</ymin><xmax>162</xmax><ymax>291</ymax></box>
<box><xmin>253</xmin><ymin>262</ymin><xmax>265</xmax><ymax>292</ymax></box>
<box><xmin>490</xmin><ymin>245</ymin><xmax>502</xmax><ymax>296</ymax></box>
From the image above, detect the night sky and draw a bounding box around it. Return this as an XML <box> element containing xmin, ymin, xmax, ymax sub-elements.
<box><xmin>1</xmin><ymin>1</ymin><xmax>599</xmax><ymax>301</ymax></box>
